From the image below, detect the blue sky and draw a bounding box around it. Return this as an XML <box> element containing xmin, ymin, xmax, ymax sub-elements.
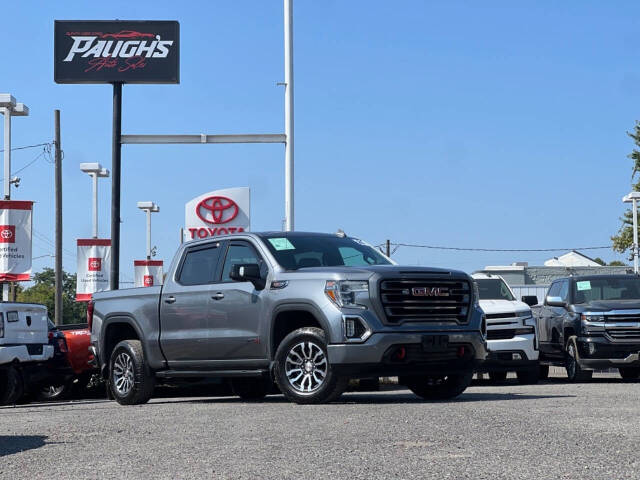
<box><xmin>1</xmin><ymin>0</ymin><xmax>638</xmax><ymax>281</ymax></box>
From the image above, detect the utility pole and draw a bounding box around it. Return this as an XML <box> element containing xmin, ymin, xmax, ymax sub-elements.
<box><xmin>284</xmin><ymin>0</ymin><xmax>295</xmax><ymax>231</ymax></box>
<box><xmin>54</xmin><ymin>110</ymin><xmax>63</xmax><ymax>325</ymax></box>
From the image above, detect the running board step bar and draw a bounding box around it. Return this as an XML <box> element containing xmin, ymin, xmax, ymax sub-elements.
<box><xmin>155</xmin><ymin>369</ymin><xmax>267</xmax><ymax>379</ymax></box>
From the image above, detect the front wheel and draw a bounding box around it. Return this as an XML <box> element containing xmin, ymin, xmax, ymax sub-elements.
<box><xmin>538</xmin><ymin>365</ymin><xmax>550</xmax><ymax>380</ymax></box>
<box><xmin>516</xmin><ymin>367</ymin><xmax>540</xmax><ymax>385</ymax></box>
<box><xmin>488</xmin><ymin>371</ymin><xmax>507</xmax><ymax>384</ymax></box>
<box><xmin>400</xmin><ymin>371</ymin><xmax>473</xmax><ymax>400</ymax></box>
<box><xmin>619</xmin><ymin>367</ymin><xmax>640</xmax><ymax>381</ymax></box>
<box><xmin>0</xmin><ymin>366</ymin><xmax>23</xmax><ymax>405</ymax></box>
<box><xmin>274</xmin><ymin>327</ymin><xmax>348</xmax><ymax>404</ymax></box>
<box><xmin>565</xmin><ymin>339</ymin><xmax>592</xmax><ymax>382</ymax></box>
<box><xmin>109</xmin><ymin>340</ymin><xmax>155</xmax><ymax>405</ymax></box>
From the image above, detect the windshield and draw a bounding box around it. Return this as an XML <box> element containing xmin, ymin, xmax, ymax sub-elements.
<box><xmin>259</xmin><ymin>234</ymin><xmax>392</xmax><ymax>270</ymax></box>
<box><xmin>476</xmin><ymin>278</ymin><xmax>515</xmax><ymax>301</ymax></box>
<box><xmin>573</xmin><ymin>277</ymin><xmax>640</xmax><ymax>303</ymax></box>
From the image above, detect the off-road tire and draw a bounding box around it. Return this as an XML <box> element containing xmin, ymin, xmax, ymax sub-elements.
<box><xmin>488</xmin><ymin>371</ymin><xmax>508</xmax><ymax>383</ymax></box>
<box><xmin>565</xmin><ymin>338</ymin><xmax>593</xmax><ymax>382</ymax></box>
<box><xmin>0</xmin><ymin>366</ymin><xmax>24</xmax><ymax>405</ymax></box>
<box><xmin>274</xmin><ymin>327</ymin><xmax>348</xmax><ymax>404</ymax></box>
<box><xmin>619</xmin><ymin>367</ymin><xmax>640</xmax><ymax>381</ymax></box>
<box><xmin>400</xmin><ymin>370</ymin><xmax>474</xmax><ymax>401</ymax></box>
<box><xmin>516</xmin><ymin>367</ymin><xmax>540</xmax><ymax>385</ymax></box>
<box><xmin>231</xmin><ymin>377</ymin><xmax>270</xmax><ymax>400</ymax></box>
<box><xmin>109</xmin><ymin>340</ymin><xmax>155</xmax><ymax>405</ymax></box>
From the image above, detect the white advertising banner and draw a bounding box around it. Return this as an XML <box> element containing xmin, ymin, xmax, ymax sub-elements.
<box><xmin>184</xmin><ymin>187</ymin><xmax>250</xmax><ymax>241</ymax></box>
<box><xmin>134</xmin><ymin>260</ymin><xmax>163</xmax><ymax>288</ymax></box>
<box><xmin>76</xmin><ymin>239</ymin><xmax>111</xmax><ymax>302</ymax></box>
<box><xmin>0</xmin><ymin>201</ymin><xmax>33</xmax><ymax>282</ymax></box>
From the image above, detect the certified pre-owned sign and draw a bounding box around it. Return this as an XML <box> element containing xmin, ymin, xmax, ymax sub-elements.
<box><xmin>54</xmin><ymin>20</ymin><xmax>179</xmax><ymax>84</ymax></box>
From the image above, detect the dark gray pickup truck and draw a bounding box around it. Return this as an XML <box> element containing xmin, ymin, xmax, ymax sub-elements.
<box><xmin>533</xmin><ymin>274</ymin><xmax>640</xmax><ymax>381</ymax></box>
<box><xmin>90</xmin><ymin>231</ymin><xmax>487</xmax><ymax>405</ymax></box>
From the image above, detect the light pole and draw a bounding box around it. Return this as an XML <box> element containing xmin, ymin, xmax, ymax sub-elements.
<box><xmin>80</xmin><ymin>163</ymin><xmax>109</xmax><ymax>238</ymax></box>
<box><xmin>623</xmin><ymin>191</ymin><xmax>640</xmax><ymax>274</ymax></box>
<box><xmin>137</xmin><ymin>201</ymin><xmax>159</xmax><ymax>260</ymax></box>
<box><xmin>284</xmin><ymin>0</ymin><xmax>295</xmax><ymax>231</ymax></box>
<box><xmin>0</xmin><ymin>94</ymin><xmax>29</xmax><ymax>200</ymax></box>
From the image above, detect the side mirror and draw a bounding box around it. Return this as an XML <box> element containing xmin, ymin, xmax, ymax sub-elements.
<box><xmin>230</xmin><ymin>263</ymin><xmax>265</xmax><ymax>290</ymax></box>
<box><xmin>546</xmin><ymin>295</ymin><xmax>566</xmax><ymax>308</ymax></box>
<box><xmin>522</xmin><ymin>295</ymin><xmax>538</xmax><ymax>307</ymax></box>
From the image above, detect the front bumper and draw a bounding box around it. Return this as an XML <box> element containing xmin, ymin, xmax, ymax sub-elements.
<box><xmin>479</xmin><ymin>333</ymin><xmax>539</xmax><ymax>372</ymax></box>
<box><xmin>327</xmin><ymin>331</ymin><xmax>487</xmax><ymax>378</ymax></box>
<box><xmin>576</xmin><ymin>336</ymin><xmax>640</xmax><ymax>369</ymax></box>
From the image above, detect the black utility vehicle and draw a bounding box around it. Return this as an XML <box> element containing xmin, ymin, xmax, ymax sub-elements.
<box><xmin>532</xmin><ymin>274</ymin><xmax>640</xmax><ymax>381</ymax></box>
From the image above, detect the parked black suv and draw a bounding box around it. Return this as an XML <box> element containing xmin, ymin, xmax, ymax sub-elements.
<box><xmin>532</xmin><ymin>274</ymin><xmax>640</xmax><ymax>381</ymax></box>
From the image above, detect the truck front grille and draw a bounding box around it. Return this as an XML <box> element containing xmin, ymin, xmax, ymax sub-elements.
<box><xmin>486</xmin><ymin>329</ymin><xmax>516</xmax><ymax>340</ymax></box>
<box><xmin>604</xmin><ymin>315</ymin><xmax>640</xmax><ymax>340</ymax></box>
<box><xmin>379</xmin><ymin>278</ymin><xmax>471</xmax><ymax>324</ymax></box>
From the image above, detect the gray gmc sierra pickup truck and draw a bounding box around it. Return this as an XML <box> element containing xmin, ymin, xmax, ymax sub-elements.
<box><xmin>90</xmin><ymin>232</ymin><xmax>487</xmax><ymax>405</ymax></box>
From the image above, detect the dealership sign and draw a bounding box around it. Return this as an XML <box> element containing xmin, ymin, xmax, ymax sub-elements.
<box><xmin>184</xmin><ymin>187</ymin><xmax>250</xmax><ymax>240</ymax></box>
<box><xmin>54</xmin><ymin>20</ymin><xmax>180</xmax><ymax>84</ymax></box>
<box><xmin>76</xmin><ymin>239</ymin><xmax>111</xmax><ymax>301</ymax></box>
<box><xmin>134</xmin><ymin>260</ymin><xmax>163</xmax><ymax>288</ymax></box>
<box><xmin>0</xmin><ymin>201</ymin><xmax>33</xmax><ymax>282</ymax></box>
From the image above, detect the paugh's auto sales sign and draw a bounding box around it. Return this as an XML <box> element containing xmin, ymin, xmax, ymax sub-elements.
<box><xmin>76</xmin><ymin>239</ymin><xmax>112</xmax><ymax>301</ymax></box>
<box><xmin>184</xmin><ymin>187</ymin><xmax>250</xmax><ymax>241</ymax></box>
<box><xmin>0</xmin><ymin>201</ymin><xmax>33</xmax><ymax>282</ymax></box>
<box><xmin>54</xmin><ymin>20</ymin><xmax>179</xmax><ymax>84</ymax></box>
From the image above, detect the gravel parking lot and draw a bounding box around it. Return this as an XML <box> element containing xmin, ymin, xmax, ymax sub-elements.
<box><xmin>1</xmin><ymin>373</ymin><xmax>637</xmax><ymax>480</ymax></box>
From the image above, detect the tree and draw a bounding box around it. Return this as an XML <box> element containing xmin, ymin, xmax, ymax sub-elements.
<box><xmin>17</xmin><ymin>268</ymin><xmax>86</xmax><ymax>324</ymax></box>
<box><xmin>593</xmin><ymin>257</ymin><xmax>606</xmax><ymax>266</ymax></box>
<box><xmin>612</xmin><ymin>122</ymin><xmax>640</xmax><ymax>256</ymax></box>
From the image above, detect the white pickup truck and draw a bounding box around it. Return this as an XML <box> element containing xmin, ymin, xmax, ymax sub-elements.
<box><xmin>472</xmin><ymin>273</ymin><xmax>539</xmax><ymax>384</ymax></box>
<box><xmin>0</xmin><ymin>303</ymin><xmax>54</xmax><ymax>404</ymax></box>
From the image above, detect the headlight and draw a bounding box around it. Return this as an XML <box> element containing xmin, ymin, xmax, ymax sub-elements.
<box><xmin>581</xmin><ymin>314</ymin><xmax>605</xmax><ymax>332</ymax></box>
<box><xmin>325</xmin><ymin>280</ymin><xmax>369</xmax><ymax>309</ymax></box>
<box><xmin>515</xmin><ymin>310</ymin><xmax>532</xmax><ymax>318</ymax></box>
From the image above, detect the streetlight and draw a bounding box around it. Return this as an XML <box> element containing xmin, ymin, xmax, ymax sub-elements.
<box><xmin>623</xmin><ymin>192</ymin><xmax>640</xmax><ymax>274</ymax></box>
<box><xmin>80</xmin><ymin>163</ymin><xmax>109</xmax><ymax>238</ymax></box>
<box><xmin>137</xmin><ymin>201</ymin><xmax>159</xmax><ymax>260</ymax></box>
<box><xmin>0</xmin><ymin>94</ymin><xmax>29</xmax><ymax>200</ymax></box>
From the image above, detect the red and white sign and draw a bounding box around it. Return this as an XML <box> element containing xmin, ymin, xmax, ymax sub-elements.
<box><xmin>134</xmin><ymin>260</ymin><xmax>163</xmax><ymax>288</ymax></box>
<box><xmin>184</xmin><ymin>187</ymin><xmax>250</xmax><ymax>241</ymax></box>
<box><xmin>0</xmin><ymin>201</ymin><xmax>33</xmax><ymax>282</ymax></box>
<box><xmin>76</xmin><ymin>239</ymin><xmax>111</xmax><ymax>302</ymax></box>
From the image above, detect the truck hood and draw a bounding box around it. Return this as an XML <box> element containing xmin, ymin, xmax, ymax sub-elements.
<box><xmin>294</xmin><ymin>265</ymin><xmax>470</xmax><ymax>279</ymax></box>
<box><xmin>479</xmin><ymin>299</ymin><xmax>530</xmax><ymax>315</ymax></box>
<box><xmin>574</xmin><ymin>299</ymin><xmax>640</xmax><ymax>312</ymax></box>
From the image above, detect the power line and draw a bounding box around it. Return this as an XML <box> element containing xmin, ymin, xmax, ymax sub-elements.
<box><xmin>0</xmin><ymin>142</ymin><xmax>52</xmax><ymax>153</ymax></box>
<box><xmin>389</xmin><ymin>242</ymin><xmax>613</xmax><ymax>253</ymax></box>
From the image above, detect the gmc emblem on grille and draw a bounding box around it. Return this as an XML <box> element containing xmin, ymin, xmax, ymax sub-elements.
<box><xmin>412</xmin><ymin>287</ymin><xmax>449</xmax><ymax>297</ymax></box>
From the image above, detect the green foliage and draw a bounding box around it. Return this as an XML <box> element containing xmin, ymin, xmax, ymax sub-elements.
<box><xmin>17</xmin><ymin>267</ymin><xmax>86</xmax><ymax>324</ymax></box>
<box><xmin>612</xmin><ymin>121</ymin><xmax>640</xmax><ymax>256</ymax></box>
<box><xmin>608</xmin><ymin>260</ymin><xmax>628</xmax><ymax>267</ymax></box>
<box><xmin>593</xmin><ymin>257</ymin><xmax>606</xmax><ymax>266</ymax></box>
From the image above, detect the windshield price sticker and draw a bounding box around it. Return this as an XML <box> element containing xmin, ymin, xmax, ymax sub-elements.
<box><xmin>576</xmin><ymin>281</ymin><xmax>591</xmax><ymax>291</ymax></box>
<box><xmin>269</xmin><ymin>238</ymin><xmax>296</xmax><ymax>251</ymax></box>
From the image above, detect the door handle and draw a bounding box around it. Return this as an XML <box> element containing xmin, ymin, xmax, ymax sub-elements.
<box><xmin>164</xmin><ymin>296</ymin><xmax>176</xmax><ymax>304</ymax></box>
<box><xmin>211</xmin><ymin>292</ymin><xmax>225</xmax><ymax>300</ymax></box>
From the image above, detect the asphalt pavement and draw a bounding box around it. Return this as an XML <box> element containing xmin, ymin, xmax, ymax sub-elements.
<box><xmin>1</xmin><ymin>373</ymin><xmax>637</xmax><ymax>480</ymax></box>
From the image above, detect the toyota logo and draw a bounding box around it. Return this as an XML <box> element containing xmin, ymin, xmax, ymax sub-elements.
<box><xmin>90</xmin><ymin>260</ymin><xmax>100</xmax><ymax>268</ymax></box>
<box><xmin>0</xmin><ymin>229</ymin><xmax>12</xmax><ymax>240</ymax></box>
<box><xmin>196</xmin><ymin>196</ymin><xmax>239</xmax><ymax>225</ymax></box>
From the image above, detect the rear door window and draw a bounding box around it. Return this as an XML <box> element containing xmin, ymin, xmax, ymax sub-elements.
<box><xmin>7</xmin><ymin>311</ymin><xmax>18</xmax><ymax>323</ymax></box>
<box><xmin>178</xmin><ymin>245</ymin><xmax>222</xmax><ymax>286</ymax></box>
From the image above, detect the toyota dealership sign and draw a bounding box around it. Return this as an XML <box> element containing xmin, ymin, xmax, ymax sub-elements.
<box><xmin>76</xmin><ymin>239</ymin><xmax>112</xmax><ymax>301</ymax></box>
<box><xmin>0</xmin><ymin>201</ymin><xmax>33</xmax><ymax>282</ymax></box>
<box><xmin>184</xmin><ymin>187</ymin><xmax>250</xmax><ymax>240</ymax></box>
<box><xmin>54</xmin><ymin>20</ymin><xmax>179</xmax><ymax>84</ymax></box>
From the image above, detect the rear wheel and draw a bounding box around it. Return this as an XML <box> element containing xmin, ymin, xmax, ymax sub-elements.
<box><xmin>109</xmin><ymin>340</ymin><xmax>155</xmax><ymax>405</ymax></box>
<box><xmin>274</xmin><ymin>327</ymin><xmax>348</xmax><ymax>404</ymax></box>
<box><xmin>231</xmin><ymin>377</ymin><xmax>270</xmax><ymax>400</ymax></box>
<box><xmin>488</xmin><ymin>371</ymin><xmax>507</xmax><ymax>383</ymax></box>
<box><xmin>565</xmin><ymin>339</ymin><xmax>592</xmax><ymax>382</ymax></box>
<box><xmin>619</xmin><ymin>367</ymin><xmax>640</xmax><ymax>381</ymax></box>
<box><xmin>39</xmin><ymin>382</ymin><xmax>70</xmax><ymax>401</ymax></box>
<box><xmin>516</xmin><ymin>367</ymin><xmax>539</xmax><ymax>385</ymax></box>
<box><xmin>0</xmin><ymin>366</ymin><xmax>24</xmax><ymax>405</ymax></box>
<box><xmin>400</xmin><ymin>370</ymin><xmax>473</xmax><ymax>400</ymax></box>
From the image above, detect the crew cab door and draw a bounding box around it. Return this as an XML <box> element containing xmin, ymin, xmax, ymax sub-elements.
<box><xmin>206</xmin><ymin>240</ymin><xmax>269</xmax><ymax>361</ymax></box>
<box><xmin>159</xmin><ymin>241</ymin><xmax>225</xmax><ymax>367</ymax></box>
<box><xmin>538</xmin><ymin>281</ymin><xmax>561</xmax><ymax>352</ymax></box>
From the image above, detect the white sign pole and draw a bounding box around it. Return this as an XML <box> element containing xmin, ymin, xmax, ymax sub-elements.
<box><xmin>284</xmin><ymin>0</ymin><xmax>294</xmax><ymax>232</ymax></box>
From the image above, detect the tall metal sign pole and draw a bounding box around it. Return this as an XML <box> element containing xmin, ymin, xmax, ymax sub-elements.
<box><xmin>111</xmin><ymin>83</ymin><xmax>122</xmax><ymax>290</ymax></box>
<box><xmin>54</xmin><ymin>110</ymin><xmax>63</xmax><ymax>325</ymax></box>
<box><xmin>284</xmin><ymin>0</ymin><xmax>295</xmax><ymax>231</ymax></box>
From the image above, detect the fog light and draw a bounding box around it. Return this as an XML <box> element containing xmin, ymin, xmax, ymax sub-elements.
<box><xmin>345</xmin><ymin>318</ymin><xmax>356</xmax><ymax>337</ymax></box>
<box><xmin>342</xmin><ymin>316</ymin><xmax>371</xmax><ymax>342</ymax></box>
<box><xmin>588</xmin><ymin>343</ymin><xmax>596</xmax><ymax>355</ymax></box>
<box><xmin>512</xmin><ymin>353</ymin><xmax>522</xmax><ymax>360</ymax></box>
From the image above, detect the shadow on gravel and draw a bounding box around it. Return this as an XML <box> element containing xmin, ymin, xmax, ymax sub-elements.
<box><xmin>0</xmin><ymin>435</ymin><xmax>48</xmax><ymax>457</ymax></box>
